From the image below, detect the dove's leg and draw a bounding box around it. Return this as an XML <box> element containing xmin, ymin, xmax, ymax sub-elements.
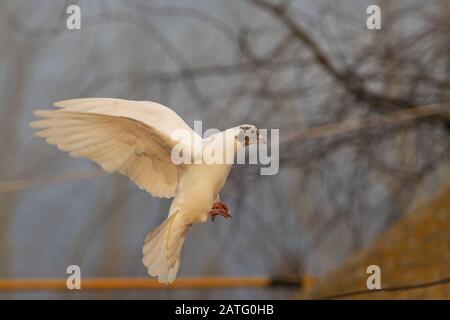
<box><xmin>210</xmin><ymin>202</ymin><xmax>232</xmax><ymax>221</ymax></box>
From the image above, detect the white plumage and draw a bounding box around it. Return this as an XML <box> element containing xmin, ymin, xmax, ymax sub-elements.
<box><xmin>31</xmin><ymin>98</ymin><xmax>261</xmax><ymax>284</ymax></box>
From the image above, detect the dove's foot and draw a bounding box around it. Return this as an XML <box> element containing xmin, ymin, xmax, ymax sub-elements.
<box><xmin>210</xmin><ymin>202</ymin><xmax>232</xmax><ymax>222</ymax></box>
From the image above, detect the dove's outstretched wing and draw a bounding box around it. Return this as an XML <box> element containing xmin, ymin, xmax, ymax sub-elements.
<box><xmin>31</xmin><ymin>98</ymin><xmax>200</xmax><ymax>198</ymax></box>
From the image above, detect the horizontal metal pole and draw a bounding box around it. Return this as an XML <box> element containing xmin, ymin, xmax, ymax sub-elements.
<box><xmin>0</xmin><ymin>276</ymin><xmax>314</xmax><ymax>291</ymax></box>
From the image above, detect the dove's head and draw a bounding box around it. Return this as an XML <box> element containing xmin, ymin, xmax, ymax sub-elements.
<box><xmin>229</xmin><ymin>124</ymin><xmax>266</xmax><ymax>149</ymax></box>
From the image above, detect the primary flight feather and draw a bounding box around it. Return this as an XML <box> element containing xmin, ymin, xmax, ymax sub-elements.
<box><xmin>31</xmin><ymin>98</ymin><xmax>263</xmax><ymax>284</ymax></box>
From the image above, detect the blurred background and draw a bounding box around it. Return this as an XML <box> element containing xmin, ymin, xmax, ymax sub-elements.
<box><xmin>0</xmin><ymin>0</ymin><xmax>449</xmax><ymax>299</ymax></box>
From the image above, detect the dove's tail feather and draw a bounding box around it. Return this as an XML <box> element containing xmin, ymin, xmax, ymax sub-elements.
<box><xmin>142</xmin><ymin>213</ymin><xmax>189</xmax><ymax>284</ymax></box>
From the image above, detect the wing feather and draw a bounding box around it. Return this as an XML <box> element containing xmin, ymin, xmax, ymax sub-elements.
<box><xmin>31</xmin><ymin>98</ymin><xmax>200</xmax><ymax>198</ymax></box>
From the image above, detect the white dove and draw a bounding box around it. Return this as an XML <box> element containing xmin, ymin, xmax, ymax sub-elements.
<box><xmin>31</xmin><ymin>98</ymin><xmax>264</xmax><ymax>284</ymax></box>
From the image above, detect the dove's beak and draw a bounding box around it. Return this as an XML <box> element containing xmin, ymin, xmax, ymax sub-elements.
<box><xmin>256</xmin><ymin>129</ymin><xmax>267</xmax><ymax>144</ymax></box>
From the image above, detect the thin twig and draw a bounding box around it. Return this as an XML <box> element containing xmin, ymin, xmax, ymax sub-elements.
<box><xmin>0</xmin><ymin>169</ymin><xmax>105</xmax><ymax>193</ymax></box>
<box><xmin>315</xmin><ymin>276</ymin><xmax>450</xmax><ymax>300</ymax></box>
